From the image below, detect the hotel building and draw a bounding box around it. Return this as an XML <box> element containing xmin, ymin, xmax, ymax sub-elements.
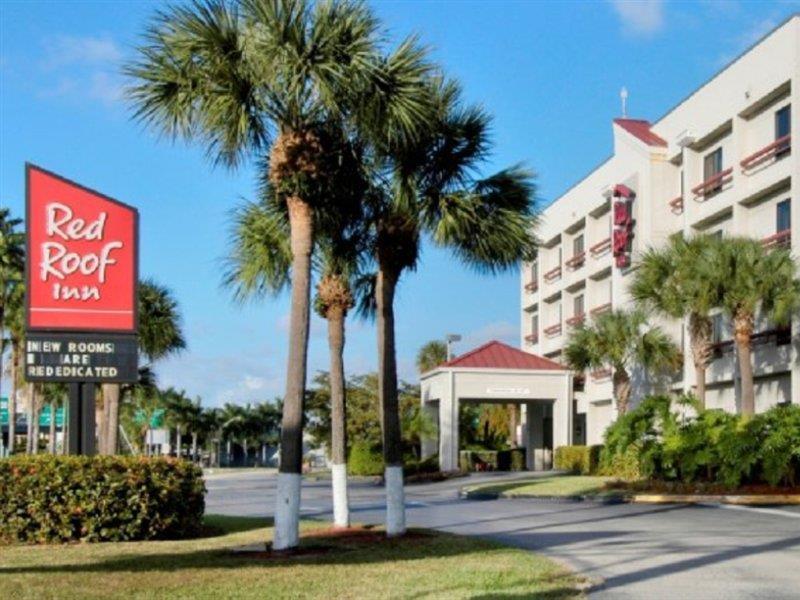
<box><xmin>520</xmin><ymin>15</ymin><xmax>800</xmax><ymax>446</ymax></box>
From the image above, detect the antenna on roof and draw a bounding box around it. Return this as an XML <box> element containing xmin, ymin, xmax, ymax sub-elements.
<box><xmin>620</xmin><ymin>87</ymin><xmax>628</xmax><ymax>118</ymax></box>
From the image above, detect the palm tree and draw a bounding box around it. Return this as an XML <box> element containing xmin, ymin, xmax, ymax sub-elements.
<box><xmin>564</xmin><ymin>309</ymin><xmax>681</xmax><ymax>415</ymax></box>
<box><xmin>416</xmin><ymin>340</ymin><xmax>448</xmax><ymax>373</ymax></box>
<box><xmin>3</xmin><ymin>283</ymin><xmax>24</xmax><ymax>455</ymax></box>
<box><xmin>631</xmin><ymin>234</ymin><xmax>720</xmax><ymax>408</ymax></box>
<box><xmin>704</xmin><ymin>237</ymin><xmax>800</xmax><ymax>415</ymax></box>
<box><xmin>163</xmin><ymin>387</ymin><xmax>195</xmax><ymax>458</ymax></box>
<box><xmin>127</xmin><ymin>0</ymin><xmax>431</xmax><ymax>550</ymax></box>
<box><xmin>363</xmin><ymin>79</ymin><xmax>539</xmax><ymax>536</ymax></box>
<box><xmin>102</xmin><ymin>279</ymin><xmax>186</xmax><ymax>455</ymax></box>
<box><xmin>0</xmin><ymin>208</ymin><xmax>24</xmax><ymax>452</ymax></box>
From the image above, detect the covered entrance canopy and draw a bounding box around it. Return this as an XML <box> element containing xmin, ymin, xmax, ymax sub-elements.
<box><xmin>420</xmin><ymin>340</ymin><xmax>573</xmax><ymax>471</ymax></box>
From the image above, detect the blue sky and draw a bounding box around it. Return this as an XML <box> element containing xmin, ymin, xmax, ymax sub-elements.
<box><xmin>1</xmin><ymin>0</ymin><xmax>796</xmax><ymax>406</ymax></box>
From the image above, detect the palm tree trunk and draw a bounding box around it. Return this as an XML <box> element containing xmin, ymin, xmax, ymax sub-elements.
<box><xmin>48</xmin><ymin>401</ymin><xmax>56</xmax><ymax>454</ymax></box>
<box><xmin>31</xmin><ymin>386</ymin><xmax>41</xmax><ymax>455</ymax></box>
<box><xmin>376</xmin><ymin>265</ymin><xmax>405</xmax><ymax>537</ymax></box>
<box><xmin>100</xmin><ymin>384</ymin><xmax>120</xmax><ymax>455</ymax></box>
<box><xmin>612</xmin><ymin>368</ymin><xmax>632</xmax><ymax>416</ymax></box>
<box><xmin>176</xmin><ymin>426</ymin><xmax>182</xmax><ymax>459</ymax></box>
<box><xmin>327</xmin><ymin>304</ymin><xmax>350</xmax><ymax>528</ymax></box>
<box><xmin>689</xmin><ymin>314</ymin><xmax>711</xmax><ymax>411</ymax></box>
<box><xmin>192</xmin><ymin>433</ymin><xmax>198</xmax><ymax>462</ymax></box>
<box><xmin>26</xmin><ymin>383</ymin><xmax>34</xmax><ymax>454</ymax></box>
<box><xmin>243</xmin><ymin>438</ymin><xmax>248</xmax><ymax>466</ymax></box>
<box><xmin>274</xmin><ymin>195</ymin><xmax>314</xmax><ymax>551</ymax></box>
<box><xmin>734</xmin><ymin>314</ymin><xmax>755</xmax><ymax>416</ymax></box>
<box><xmin>8</xmin><ymin>342</ymin><xmax>19</xmax><ymax>455</ymax></box>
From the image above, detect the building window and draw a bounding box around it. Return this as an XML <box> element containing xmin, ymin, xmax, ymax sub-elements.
<box><xmin>704</xmin><ymin>147</ymin><xmax>723</xmax><ymax>195</ymax></box>
<box><xmin>776</xmin><ymin>105</ymin><xmax>791</xmax><ymax>158</ymax></box>
<box><xmin>574</xmin><ymin>294</ymin><xmax>584</xmax><ymax>317</ymax></box>
<box><xmin>573</xmin><ymin>234</ymin><xmax>584</xmax><ymax>256</ymax></box>
<box><xmin>711</xmin><ymin>314</ymin><xmax>725</xmax><ymax>344</ymax></box>
<box><xmin>777</xmin><ymin>199</ymin><xmax>791</xmax><ymax>233</ymax></box>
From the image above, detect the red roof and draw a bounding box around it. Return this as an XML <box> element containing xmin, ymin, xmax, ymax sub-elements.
<box><xmin>436</xmin><ymin>340</ymin><xmax>567</xmax><ymax>372</ymax></box>
<box><xmin>613</xmin><ymin>118</ymin><xmax>667</xmax><ymax>147</ymax></box>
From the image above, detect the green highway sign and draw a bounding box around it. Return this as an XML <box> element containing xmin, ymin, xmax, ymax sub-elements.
<box><xmin>1</xmin><ymin>397</ymin><xmax>65</xmax><ymax>427</ymax></box>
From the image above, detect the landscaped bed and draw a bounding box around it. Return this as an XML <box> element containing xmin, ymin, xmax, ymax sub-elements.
<box><xmin>462</xmin><ymin>475</ymin><xmax>800</xmax><ymax>504</ymax></box>
<box><xmin>462</xmin><ymin>475</ymin><xmax>618</xmax><ymax>500</ymax></box>
<box><xmin>0</xmin><ymin>515</ymin><xmax>586</xmax><ymax>599</ymax></box>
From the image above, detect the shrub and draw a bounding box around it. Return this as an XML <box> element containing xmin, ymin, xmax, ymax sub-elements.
<box><xmin>348</xmin><ymin>441</ymin><xmax>384</xmax><ymax>476</ymax></box>
<box><xmin>497</xmin><ymin>448</ymin><xmax>526</xmax><ymax>471</ymax></box>
<box><xmin>599</xmin><ymin>396</ymin><xmax>800</xmax><ymax>488</ymax></box>
<box><xmin>0</xmin><ymin>455</ymin><xmax>205</xmax><ymax>544</ymax></box>
<box><xmin>555</xmin><ymin>445</ymin><xmax>602</xmax><ymax>475</ymax></box>
<box><xmin>403</xmin><ymin>454</ymin><xmax>440</xmax><ymax>476</ymax></box>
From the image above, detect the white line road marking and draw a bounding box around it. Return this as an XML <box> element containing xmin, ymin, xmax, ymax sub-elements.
<box><xmin>713</xmin><ymin>504</ymin><xmax>800</xmax><ymax>519</ymax></box>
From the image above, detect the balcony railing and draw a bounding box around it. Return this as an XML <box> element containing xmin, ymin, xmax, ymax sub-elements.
<box><xmin>591</xmin><ymin>368</ymin><xmax>612</xmax><ymax>381</ymax></box>
<box><xmin>543</xmin><ymin>323</ymin><xmax>562</xmax><ymax>337</ymax></box>
<box><xmin>524</xmin><ymin>333</ymin><xmax>538</xmax><ymax>345</ymax></box>
<box><xmin>740</xmin><ymin>134</ymin><xmax>791</xmax><ymax>171</ymax></box>
<box><xmin>691</xmin><ymin>167</ymin><xmax>733</xmax><ymax>199</ymax></box>
<box><xmin>543</xmin><ymin>265</ymin><xmax>562</xmax><ymax>282</ymax></box>
<box><xmin>566</xmin><ymin>313</ymin><xmax>585</xmax><ymax>327</ymax></box>
<box><xmin>669</xmin><ymin>196</ymin><xmax>683</xmax><ymax>213</ymax></box>
<box><xmin>565</xmin><ymin>251</ymin><xmax>586</xmax><ymax>270</ymax></box>
<box><xmin>590</xmin><ymin>302</ymin><xmax>612</xmax><ymax>316</ymax></box>
<box><xmin>711</xmin><ymin>327</ymin><xmax>792</xmax><ymax>358</ymax></box>
<box><xmin>589</xmin><ymin>237</ymin><xmax>611</xmax><ymax>256</ymax></box>
<box><xmin>524</xmin><ymin>280</ymin><xmax>539</xmax><ymax>293</ymax></box>
<box><xmin>762</xmin><ymin>229</ymin><xmax>791</xmax><ymax>250</ymax></box>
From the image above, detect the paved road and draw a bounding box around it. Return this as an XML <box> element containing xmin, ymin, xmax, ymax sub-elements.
<box><xmin>206</xmin><ymin>471</ymin><xmax>800</xmax><ymax>599</ymax></box>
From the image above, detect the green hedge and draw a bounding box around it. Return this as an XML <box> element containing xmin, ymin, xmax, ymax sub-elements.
<box><xmin>348</xmin><ymin>441</ymin><xmax>384</xmax><ymax>476</ymax></box>
<box><xmin>0</xmin><ymin>455</ymin><xmax>205</xmax><ymax>543</ymax></box>
<box><xmin>459</xmin><ymin>449</ymin><xmax>526</xmax><ymax>472</ymax></box>
<box><xmin>601</xmin><ymin>395</ymin><xmax>800</xmax><ymax>487</ymax></box>
<box><xmin>554</xmin><ymin>445</ymin><xmax>602</xmax><ymax>475</ymax></box>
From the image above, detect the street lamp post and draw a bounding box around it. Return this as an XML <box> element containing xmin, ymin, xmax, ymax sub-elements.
<box><xmin>445</xmin><ymin>334</ymin><xmax>462</xmax><ymax>361</ymax></box>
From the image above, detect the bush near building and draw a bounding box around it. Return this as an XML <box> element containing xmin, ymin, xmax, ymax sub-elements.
<box><xmin>600</xmin><ymin>395</ymin><xmax>800</xmax><ymax>488</ymax></box>
<box><xmin>0</xmin><ymin>455</ymin><xmax>205</xmax><ymax>543</ymax></box>
<box><xmin>459</xmin><ymin>448</ymin><xmax>526</xmax><ymax>472</ymax></box>
<box><xmin>554</xmin><ymin>445</ymin><xmax>603</xmax><ymax>475</ymax></box>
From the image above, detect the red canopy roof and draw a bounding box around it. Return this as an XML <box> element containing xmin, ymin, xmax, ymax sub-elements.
<box><xmin>436</xmin><ymin>340</ymin><xmax>567</xmax><ymax>372</ymax></box>
<box><xmin>613</xmin><ymin>118</ymin><xmax>667</xmax><ymax>147</ymax></box>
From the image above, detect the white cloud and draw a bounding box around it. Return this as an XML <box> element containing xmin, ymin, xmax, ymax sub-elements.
<box><xmin>35</xmin><ymin>34</ymin><xmax>124</xmax><ymax>108</ymax></box>
<box><xmin>41</xmin><ymin>34</ymin><xmax>122</xmax><ymax>69</ymax></box>
<box><xmin>610</xmin><ymin>0</ymin><xmax>665</xmax><ymax>36</ymax></box>
<box><xmin>243</xmin><ymin>375</ymin><xmax>267</xmax><ymax>391</ymax></box>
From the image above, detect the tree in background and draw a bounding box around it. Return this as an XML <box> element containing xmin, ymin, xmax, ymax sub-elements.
<box><xmin>104</xmin><ymin>279</ymin><xmax>186</xmax><ymax>455</ymax></box>
<box><xmin>162</xmin><ymin>387</ymin><xmax>195</xmax><ymax>458</ymax></box>
<box><xmin>704</xmin><ymin>237</ymin><xmax>800</xmax><ymax>415</ymax></box>
<box><xmin>0</xmin><ymin>208</ymin><xmax>24</xmax><ymax>454</ymax></box>
<box><xmin>128</xmin><ymin>0</ymin><xmax>432</xmax><ymax>550</ymax></box>
<box><xmin>416</xmin><ymin>340</ymin><xmax>448</xmax><ymax>373</ymax></box>
<box><xmin>3</xmin><ymin>283</ymin><xmax>24</xmax><ymax>454</ymax></box>
<box><xmin>632</xmin><ymin>234</ymin><xmax>721</xmax><ymax>409</ymax></box>
<box><xmin>564</xmin><ymin>309</ymin><xmax>680</xmax><ymax>416</ymax></box>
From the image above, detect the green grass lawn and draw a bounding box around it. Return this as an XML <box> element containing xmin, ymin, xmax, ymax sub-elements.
<box><xmin>0</xmin><ymin>515</ymin><xmax>585</xmax><ymax>599</ymax></box>
<box><xmin>464</xmin><ymin>475</ymin><xmax>616</xmax><ymax>499</ymax></box>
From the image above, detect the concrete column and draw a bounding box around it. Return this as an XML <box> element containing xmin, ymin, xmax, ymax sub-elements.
<box><xmin>526</xmin><ymin>402</ymin><xmax>546</xmax><ymax>471</ymax></box>
<box><xmin>552</xmin><ymin>374</ymin><xmax>573</xmax><ymax>450</ymax></box>
<box><xmin>420</xmin><ymin>402</ymin><xmax>438</xmax><ymax>460</ymax></box>
<box><xmin>791</xmin><ymin>57</ymin><xmax>800</xmax><ymax>405</ymax></box>
<box><xmin>438</xmin><ymin>372</ymin><xmax>459</xmax><ymax>471</ymax></box>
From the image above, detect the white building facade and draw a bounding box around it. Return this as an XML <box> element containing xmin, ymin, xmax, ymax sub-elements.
<box><xmin>521</xmin><ymin>15</ymin><xmax>800</xmax><ymax>446</ymax></box>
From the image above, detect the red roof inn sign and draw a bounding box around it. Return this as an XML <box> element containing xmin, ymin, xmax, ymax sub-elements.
<box><xmin>25</xmin><ymin>165</ymin><xmax>139</xmax><ymax>383</ymax></box>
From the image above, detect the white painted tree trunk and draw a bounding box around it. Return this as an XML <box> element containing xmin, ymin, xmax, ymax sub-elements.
<box><xmin>385</xmin><ymin>466</ymin><xmax>406</xmax><ymax>536</ymax></box>
<box><xmin>176</xmin><ymin>427</ymin><xmax>182</xmax><ymax>459</ymax></box>
<box><xmin>331</xmin><ymin>463</ymin><xmax>350</xmax><ymax>528</ymax></box>
<box><xmin>273</xmin><ymin>472</ymin><xmax>301</xmax><ymax>551</ymax></box>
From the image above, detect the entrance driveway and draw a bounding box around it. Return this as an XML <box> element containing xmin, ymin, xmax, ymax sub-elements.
<box><xmin>206</xmin><ymin>471</ymin><xmax>800</xmax><ymax>599</ymax></box>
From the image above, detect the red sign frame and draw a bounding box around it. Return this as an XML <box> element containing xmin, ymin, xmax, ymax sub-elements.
<box><xmin>25</xmin><ymin>164</ymin><xmax>138</xmax><ymax>333</ymax></box>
